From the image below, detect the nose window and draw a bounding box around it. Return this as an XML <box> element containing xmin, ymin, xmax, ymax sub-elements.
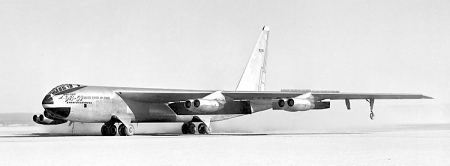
<box><xmin>47</xmin><ymin>84</ymin><xmax>86</xmax><ymax>95</ymax></box>
<box><xmin>42</xmin><ymin>95</ymin><xmax>54</xmax><ymax>104</ymax></box>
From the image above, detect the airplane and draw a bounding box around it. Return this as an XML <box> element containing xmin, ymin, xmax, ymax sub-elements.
<box><xmin>34</xmin><ymin>26</ymin><xmax>432</xmax><ymax>136</ymax></box>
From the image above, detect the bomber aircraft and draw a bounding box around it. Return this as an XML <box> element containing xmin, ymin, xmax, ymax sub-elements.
<box><xmin>34</xmin><ymin>26</ymin><xmax>432</xmax><ymax>136</ymax></box>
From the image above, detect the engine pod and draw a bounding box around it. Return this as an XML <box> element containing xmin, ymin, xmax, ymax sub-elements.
<box><xmin>184</xmin><ymin>99</ymin><xmax>221</xmax><ymax>113</ymax></box>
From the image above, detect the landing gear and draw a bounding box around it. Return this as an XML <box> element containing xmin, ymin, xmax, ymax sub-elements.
<box><xmin>100</xmin><ymin>115</ymin><xmax>135</xmax><ymax>136</ymax></box>
<box><xmin>108</xmin><ymin>125</ymin><xmax>117</xmax><ymax>136</ymax></box>
<box><xmin>181</xmin><ymin>116</ymin><xmax>212</xmax><ymax>135</ymax></box>
<box><xmin>101</xmin><ymin>123</ymin><xmax>134</xmax><ymax>136</ymax></box>
<box><xmin>101</xmin><ymin>124</ymin><xmax>107</xmax><ymax>135</ymax></box>
<box><xmin>366</xmin><ymin>99</ymin><xmax>375</xmax><ymax>120</ymax></box>
<box><xmin>181</xmin><ymin>122</ymin><xmax>209</xmax><ymax>134</ymax></box>
<box><xmin>118</xmin><ymin>124</ymin><xmax>126</xmax><ymax>136</ymax></box>
<box><xmin>106</xmin><ymin>124</ymin><xmax>117</xmax><ymax>136</ymax></box>
<box><xmin>187</xmin><ymin>122</ymin><xmax>196</xmax><ymax>134</ymax></box>
<box><xmin>101</xmin><ymin>123</ymin><xmax>117</xmax><ymax>136</ymax></box>
<box><xmin>198</xmin><ymin>122</ymin><xmax>211</xmax><ymax>134</ymax></box>
<box><xmin>69</xmin><ymin>121</ymin><xmax>76</xmax><ymax>134</ymax></box>
<box><xmin>118</xmin><ymin>124</ymin><xmax>134</xmax><ymax>136</ymax></box>
<box><xmin>181</xmin><ymin>123</ymin><xmax>189</xmax><ymax>134</ymax></box>
<box><xmin>181</xmin><ymin>122</ymin><xmax>195</xmax><ymax>134</ymax></box>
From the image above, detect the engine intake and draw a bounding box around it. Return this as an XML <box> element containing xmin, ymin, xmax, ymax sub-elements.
<box><xmin>184</xmin><ymin>99</ymin><xmax>221</xmax><ymax>113</ymax></box>
<box><xmin>278</xmin><ymin>98</ymin><xmax>313</xmax><ymax>112</ymax></box>
<box><xmin>33</xmin><ymin>114</ymin><xmax>67</xmax><ymax>125</ymax></box>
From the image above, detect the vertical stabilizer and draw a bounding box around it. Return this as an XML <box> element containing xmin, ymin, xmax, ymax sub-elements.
<box><xmin>236</xmin><ymin>26</ymin><xmax>270</xmax><ymax>91</ymax></box>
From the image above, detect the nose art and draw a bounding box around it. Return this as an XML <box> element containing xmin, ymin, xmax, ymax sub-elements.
<box><xmin>42</xmin><ymin>95</ymin><xmax>54</xmax><ymax>104</ymax></box>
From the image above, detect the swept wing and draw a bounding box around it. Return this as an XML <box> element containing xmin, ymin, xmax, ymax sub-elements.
<box><xmin>117</xmin><ymin>90</ymin><xmax>432</xmax><ymax>102</ymax></box>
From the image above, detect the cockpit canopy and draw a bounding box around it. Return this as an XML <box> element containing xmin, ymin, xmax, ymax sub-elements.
<box><xmin>47</xmin><ymin>84</ymin><xmax>86</xmax><ymax>95</ymax></box>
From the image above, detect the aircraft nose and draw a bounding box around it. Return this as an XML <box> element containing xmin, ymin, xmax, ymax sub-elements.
<box><xmin>42</xmin><ymin>95</ymin><xmax>54</xmax><ymax>104</ymax></box>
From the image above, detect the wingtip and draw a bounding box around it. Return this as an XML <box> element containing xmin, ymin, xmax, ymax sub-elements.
<box><xmin>422</xmin><ymin>95</ymin><xmax>433</xmax><ymax>99</ymax></box>
<box><xmin>262</xmin><ymin>26</ymin><xmax>270</xmax><ymax>31</ymax></box>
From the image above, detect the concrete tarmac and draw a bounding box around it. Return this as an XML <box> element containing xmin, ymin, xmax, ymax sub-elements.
<box><xmin>0</xmin><ymin>125</ymin><xmax>449</xmax><ymax>166</ymax></box>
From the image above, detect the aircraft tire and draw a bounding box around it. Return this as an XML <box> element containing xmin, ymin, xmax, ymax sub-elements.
<box><xmin>118</xmin><ymin>124</ymin><xmax>126</xmax><ymax>136</ymax></box>
<box><xmin>370</xmin><ymin>112</ymin><xmax>375</xmax><ymax>120</ymax></box>
<box><xmin>107</xmin><ymin>125</ymin><xmax>117</xmax><ymax>136</ymax></box>
<box><xmin>181</xmin><ymin>123</ymin><xmax>189</xmax><ymax>134</ymax></box>
<box><xmin>198</xmin><ymin>123</ymin><xmax>207</xmax><ymax>134</ymax></box>
<box><xmin>101</xmin><ymin>124</ymin><xmax>108</xmax><ymax>136</ymax></box>
<box><xmin>188</xmin><ymin>122</ymin><xmax>196</xmax><ymax>134</ymax></box>
<box><xmin>124</xmin><ymin>124</ymin><xmax>134</xmax><ymax>136</ymax></box>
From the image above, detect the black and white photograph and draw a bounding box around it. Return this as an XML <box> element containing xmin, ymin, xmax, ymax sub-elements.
<box><xmin>0</xmin><ymin>0</ymin><xmax>449</xmax><ymax>165</ymax></box>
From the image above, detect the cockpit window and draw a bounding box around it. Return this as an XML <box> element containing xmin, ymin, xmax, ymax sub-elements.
<box><xmin>47</xmin><ymin>84</ymin><xmax>86</xmax><ymax>95</ymax></box>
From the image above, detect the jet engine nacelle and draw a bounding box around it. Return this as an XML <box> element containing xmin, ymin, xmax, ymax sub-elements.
<box><xmin>33</xmin><ymin>114</ymin><xmax>67</xmax><ymax>125</ymax></box>
<box><xmin>277</xmin><ymin>98</ymin><xmax>313</xmax><ymax>112</ymax></box>
<box><xmin>43</xmin><ymin>110</ymin><xmax>60</xmax><ymax>120</ymax></box>
<box><xmin>184</xmin><ymin>99</ymin><xmax>221</xmax><ymax>113</ymax></box>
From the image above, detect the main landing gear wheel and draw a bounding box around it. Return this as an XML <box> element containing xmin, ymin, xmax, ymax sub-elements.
<box><xmin>198</xmin><ymin>123</ymin><xmax>211</xmax><ymax>134</ymax></box>
<box><xmin>118</xmin><ymin>124</ymin><xmax>126</xmax><ymax>136</ymax></box>
<box><xmin>101</xmin><ymin>124</ymin><xmax>107</xmax><ymax>136</ymax></box>
<box><xmin>101</xmin><ymin>124</ymin><xmax>117</xmax><ymax>136</ymax></box>
<box><xmin>188</xmin><ymin>122</ymin><xmax>196</xmax><ymax>134</ymax></box>
<box><xmin>181</xmin><ymin>117</ymin><xmax>212</xmax><ymax>135</ymax></box>
<box><xmin>370</xmin><ymin>112</ymin><xmax>375</xmax><ymax>120</ymax></box>
<box><xmin>181</xmin><ymin>123</ymin><xmax>189</xmax><ymax>134</ymax></box>
<box><xmin>108</xmin><ymin>125</ymin><xmax>117</xmax><ymax>136</ymax></box>
<box><xmin>118</xmin><ymin>124</ymin><xmax>134</xmax><ymax>136</ymax></box>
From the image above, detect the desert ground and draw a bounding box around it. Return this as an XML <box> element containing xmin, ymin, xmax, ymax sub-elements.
<box><xmin>0</xmin><ymin>124</ymin><xmax>449</xmax><ymax>165</ymax></box>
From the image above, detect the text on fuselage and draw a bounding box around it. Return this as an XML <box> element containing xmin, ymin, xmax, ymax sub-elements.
<box><xmin>58</xmin><ymin>93</ymin><xmax>111</xmax><ymax>104</ymax></box>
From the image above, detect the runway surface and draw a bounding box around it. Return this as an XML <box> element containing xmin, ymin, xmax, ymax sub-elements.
<box><xmin>0</xmin><ymin>125</ymin><xmax>449</xmax><ymax>165</ymax></box>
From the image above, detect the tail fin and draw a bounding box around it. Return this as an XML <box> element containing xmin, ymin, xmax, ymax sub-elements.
<box><xmin>236</xmin><ymin>26</ymin><xmax>270</xmax><ymax>91</ymax></box>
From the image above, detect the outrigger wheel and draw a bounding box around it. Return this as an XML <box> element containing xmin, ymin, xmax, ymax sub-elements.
<box><xmin>366</xmin><ymin>98</ymin><xmax>375</xmax><ymax>120</ymax></box>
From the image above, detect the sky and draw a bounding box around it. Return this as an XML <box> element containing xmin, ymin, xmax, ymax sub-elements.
<box><xmin>0</xmin><ymin>0</ymin><xmax>449</xmax><ymax>131</ymax></box>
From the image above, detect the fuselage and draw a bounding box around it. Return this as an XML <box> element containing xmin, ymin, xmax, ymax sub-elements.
<box><xmin>41</xmin><ymin>84</ymin><xmax>253</xmax><ymax>124</ymax></box>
